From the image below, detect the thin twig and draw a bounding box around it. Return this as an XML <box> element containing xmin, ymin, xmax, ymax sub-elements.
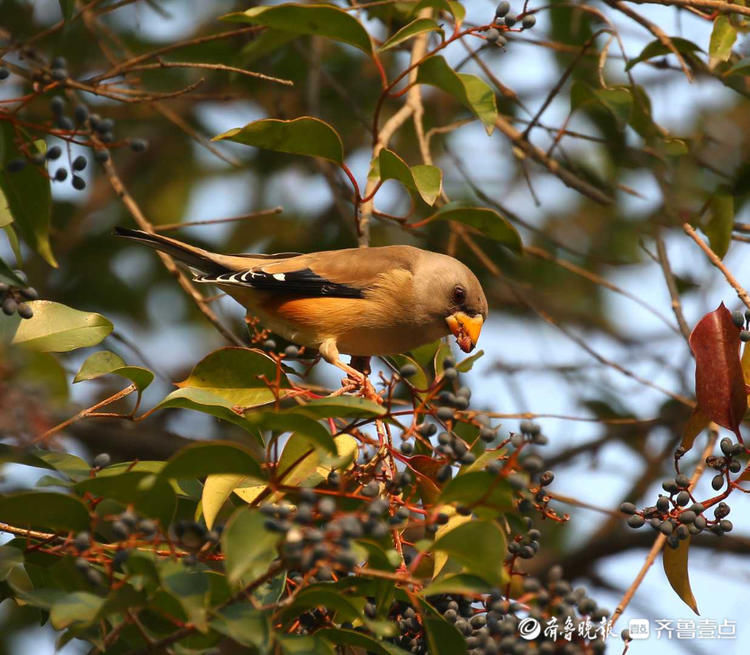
<box><xmin>655</xmin><ymin>231</ymin><xmax>692</xmax><ymax>342</ymax></box>
<box><xmin>124</xmin><ymin>60</ymin><xmax>293</xmax><ymax>86</ymax></box>
<box><xmin>683</xmin><ymin>223</ymin><xmax>750</xmax><ymax>310</ymax></box>
<box><xmin>154</xmin><ymin>208</ymin><xmax>283</xmax><ymax>232</ymax></box>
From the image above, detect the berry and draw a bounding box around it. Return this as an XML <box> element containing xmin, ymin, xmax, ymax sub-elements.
<box><xmin>675</xmin><ymin>490</ymin><xmax>690</xmax><ymax>506</ymax></box>
<box><xmin>739</xmin><ymin>330</ymin><xmax>749</xmax><ymax>342</ymax></box>
<box><xmin>54</xmin><ymin>167</ymin><xmax>67</xmax><ymax>181</ymax></box>
<box><xmin>418</xmin><ymin>422</ymin><xmax>437</xmax><ymax>437</ymax></box>
<box><xmin>6</xmin><ymin>159</ymin><xmax>26</xmax><ymax>173</ymax></box>
<box><xmin>539</xmin><ymin>470</ymin><xmax>554</xmax><ymax>486</ymax></box>
<box><xmin>719</xmin><ymin>519</ymin><xmax>733</xmax><ymax>532</ymax></box>
<box><xmin>658</xmin><ymin>521</ymin><xmax>673</xmax><ymax>535</ymax></box>
<box><xmin>30</xmin><ymin>152</ymin><xmax>46</xmax><ymax>166</ymax></box>
<box><xmin>93</xmin><ymin>452</ymin><xmax>111</xmax><ymax>468</ymax></box>
<box><xmin>678</xmin><ymin>510</ymin><xmax>696</xmax><ymax>524</ymax></box>
<box><xmin>72</xmin><ymin>155</ymin><xmax>87</xmax><ymax>171</ymax></box>
<box><xmin>522</xmin><ymin>14</ymin><xmax>537</xmax><ymax>29</ymax></box>
<box><xmin>284</xmin><ymin>344</ymin><xmax>299</xmax><ymax>358</ymax></box>
<box><xmin>93</xmin><ymin>148</ymin><xmax>110</xmax><ymax>163</ymax></box>
<box><xmin>72</xmin><ymin>175</ymin><xmax>86</xmax><ymax>190</ymax></box>
<box><xmin>50</xmin><ymin>96</ymin><xmax>65</xmax><ymax>115</ymax></box>
<box><xmin>17</xmin><ymin>302</ymin><xmax>33</xmax><ymax>319</ymax></box>
<box><xmin>620</xmin><ymin>502</ymin><xmax>637</xmax><ymax>515</ymax></box>
<box><xmin>2</xmin><ymin>297</ymin><xmax>17</xmax><ymax>315</ymax></box>
<box><xmin>485</xmin><ymin>28</ymin><xmax>501</xmax><ymax>43</ymax></box>
<box><xmin>51</xmin><ymin>56</ymin><xmax>67</xmax><ymax>69</ymax></box>
<box><xmin>443</xmin><ymin>366</ymin><xmax>458</xmax><ymax>380</ymax></box>
<box><xmin>479</xmin><ymin>426</ymin><xmax>495</xmax><ymax>442</ymax></box>
<box><xmin>401</xmin><ymin>441</ymin><xmax>414</xmax><ymax>455</ymax></box>
<box><xmin>129</xmin><ymin>138</ymin><xmax>148</xmax><ymax>152</ymax></box>
<box><xmin>111</xmin><ymin>520</ymin><xmax>129</xmax><ymax>540</ymax></box>
<box><xmin>20</xmin><ymin>287</ymin><xmax>39</xmax><ymax>300</ymax></box>
<box><xmin>74</xmin><ymin>105</ymin><xmax>89</xmax><ymax>124</ymax></box>
<box><xmin>436</xmin><ymin>406</ymin><xmax>454</xmax><ymax>420</ymax></box>
<box><xmin>56</xmin><ymin>115</ymin><xmax>74</xmax><ymax>131</ymax></box>
<box><xmin>399</xmin><ymin>364</ymin><xmax>417</xmax><ymax>378</ymax></box>
<box><xmin>711</xmin><ymin>474</ymin><xmax>724</xmax><ymax>490</ymax></box>
<box><xmin>73</xmin><ymin>531</ymin><xmax>90</xmax><ymax>551</ymax></box>
<box><xmin>495</xmin><ymin>1</ymin><xmax>510</xmax><ymax>17</ymax></box>
<box><xmin>656</xmin><ymin>496</ymin><xmax>670</xmax><ymax>512</ymax></box>
<box><xmin>51</xmin><ymin>68</ymin><xmax>67</xmax><ymax>81</ymax></box>
<box><xmin>675</xmin><ymin>473</ymin><xmax>690</xmax><ymax>488</ymax></box>
<box><xmin>731</xmin><ymin>310</ymin><xmax>745</xmax><ymax>328</ymax></box>
<box><xmin>627</xmin><ymin>515</ymin><xmax>645</xmax><ymax>528</ymax></box>
<box><xmin>504</xmin><ymin>13</ymin><xmax>517</xmax><ymax>26</ymax></box>
<box><xmin>662</xmin><ymin>479</ymin><xmax>678</xmax><ymax>493</ymax></box>
<box><xmin>0</xmin><ymin>67</ymin><xmax>9</xmax><ymax>80</ymax></box>
<box><xmin>46</xmin><ymin>145</ymin><xmax>62</xmax><ymax>160</ymax></box>
<box><xmin>436</xmin><ymin>464</ymin><xmax>452</xmax><ymax>482</ymax></box>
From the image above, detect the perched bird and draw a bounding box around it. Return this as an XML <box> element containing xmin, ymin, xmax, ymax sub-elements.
<box><xmin>115</xmin><ymin>227</ymin><xmax>488</xmax><ymax>380</ymax></box>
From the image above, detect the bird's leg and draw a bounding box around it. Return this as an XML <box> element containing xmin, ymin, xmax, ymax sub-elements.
<box><xmin>319</xmin><ymin>340</ymin><xmax>380</xmax><ymax>401</ymax></box>
<box><xmin>349</xmin><ymin>355</ymin><xmax>371</xmax><ymax>376</ymax></box>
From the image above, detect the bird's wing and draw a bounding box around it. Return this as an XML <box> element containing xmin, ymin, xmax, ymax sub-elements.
<box><xmin>195</xmin><ymin>246</ymin><xmax>419</xmax><ymax>299</ymax></box>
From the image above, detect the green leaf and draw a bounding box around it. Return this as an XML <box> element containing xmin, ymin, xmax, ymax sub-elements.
<box><xmin>241</xmin><ymin>29</ymin><xmax>298</xmax><ymax>64</ymax></box>
<box><xmin>439</xmin><ymin>472</ymin><xmax>513</xmax><ymax>516</ymax></box>
<box><xmin>726</xmin><ymin>56</ymin><xmax>750</xmax><ymax>77</ymax></box>
<box><xmin>278</xmin><ymin>634</ymin><xmax>336</xmax><ymax>655</ymax></box>
<box><xmin>0</xmin><ymin>124</ymin><xmax>55</xmax><ymax>266</ymax></box>
<box><xmin>12</xmin><ymin>301</ymin><xmax>113</xmax><ymax>352</ymax></box>
<box><xmin>421</xmin><ymin>573</ymin><xmax>494</xmax><ymax>597</ymax></box>
<box><xmin>3</xmin><ymin>223</ymin><xmax>22</xmax><ymax>264</ymax></box>
<box><xmin>161</xmin><ymin>441</ymin><xmax>263</xmax><ymax>480</ymax></box>
<box><xmin>290</xmin><ymin>396</ymin><xmax>386</xmax><ymax>419</ymax></box>
<box><xmin>0</xmin><ymin>187</ymin><xmax>12</xmax><ymax>228</ymax></box>
<box><xmin>175</xmin><ymin>347</ymin><xmax>291</xmax><ymax>408</ymax></box>
<box><xmin>317</xmin><ymin>628</ymin><xmax>410</xmax><ymax>655</ymax></box>
<box><xmin>159</xmin><ymin>560</ymin><xmax>211</xmax><ymax>631</ymax></box>
<box><xmin>58</xmin><ymin>0</ymin><xmax>75</xmax><ymax>20</ymax></box>
<box><xmin>0</xmin><ymin>491</ymin><xmax>89</xmax><ymax>532</ymax></box>
<box><xmin>211</xmin><ymin>604</ymin><xmax>271</xmax><ymax>652</ymax></box>
<box><xmin>34</xmin><ymin>450</ymin><xmax>91</xmax><ymax>481</ymax></box>
<box><xmin>0</xmin><ymin>444</ymin><xmax>56</xmax><ymax>470</ymax></box>
<box><xmin>380</xmin><ymin>18</ymin><xmax>443</xmax><ymax>51</ymax></box>
<box><xmin>663</xmin><ymin>537</ymin><xmax>698</xmax><ymax>614</ymax></box>
<box><xmin>0</xmin><ymin>254</ymin><xmax>25</xmax><ymax>287</ymax></box>
<box><xmin>279</xmin><ymin>586</ymin><xmax>361</xmax><ymax>625</ymax></box>
<box><xmin>426</xmin><ymin>205</ymin><xmax>522</xmax><ymax>252</ymax></box>
<box><xmin>202</xmin><ymin>473</ymin><xmax>248</xmax><ymax>530</ymax></box>
<box><xmin>213</xmin><ymin>117</ymin><xmax>344</xmax><ymax>165</ymax></box>
<box><xmin>0</xmin><ymin>545</ymin><xmax>24</xmax><ymax>581</ymax></box>
<box><xmin>222</xmin><ymin>509</ymin><xmax>279</xmax><ymax>586</ymax></box>
<box><xmin>701</xmin><ymin>191</ymin><xmax>734</xmax><ymax>260</ymax></box>
<box><xmin>74</xmin><ymin>350</ymin><xmax>154</xmax><ymax>392</ymax></box>
<box><xmin>709</xmin><ymin>16</ymin><xmax>737</xmax><ymax>63</ymax></box>
<box><xmin>417</xmin><ymin>56</ymin><xmax>497</xmax><ymax>134</ymax></box>
<box><xmin>431</xmin><ymin>519</ymin><xmax>506</xmax><ymax>585</ymax></box>
<box><xmin>455</xmin><ymin>349</ymin><xmax>484</xmax><ymax>373</ymax></box>
<box><xmin>571</xmin><ymin>82</ymin><xmax>632</xmax><ymax>129</ymax></box>
<box><xmin>371</xmin><ymin>149</ymin><xmax>442</xmax><ymax>206</ymax></box>
<box><xmin>414</xmin><ymin>0</ymin><xmax>465</xmax><ymax>24</ymax></box>
<box><xmin>154</xmin><ymin>388</ymin><xmax>264</xmax><ymax>443</ymax></box>
<box><xmin>224</xmin><ymin>3</ymin><xmax>373</xmax><ymax>55</ymax></box>
<box><xmin>625</xmin><ymin>37</ymin><xmax>702</xmax><ymax>72</ymax></box>
<box><xmin>50</xmin><ymin>591</ymin><xmax>104</xmax><ymax>630</ymax></box>
<box><xmin>423</xmin><ymin>614</ymin><xmax>467</xmax><ymax>655</ymax></box>
<box><xmin>247</xmin><ymin>411</ymin><xmax>336</xmax><ymax>455</ymax></box>
<box><xmin>75</xmin><ymin>471</ymin><xmax>176</xmax><ymax>527</ymax></box>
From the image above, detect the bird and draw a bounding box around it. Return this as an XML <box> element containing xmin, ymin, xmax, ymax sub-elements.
<box><xmin>115</xmin><ymin>227</ymin><xmax>488</xmax><ymax>385</ymax></box>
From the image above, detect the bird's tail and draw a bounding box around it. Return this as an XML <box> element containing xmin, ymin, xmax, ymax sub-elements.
<box><xmin>114</xmin><ymin>226</ymin><xmax>227</xmax><ymax>275</ymax></box>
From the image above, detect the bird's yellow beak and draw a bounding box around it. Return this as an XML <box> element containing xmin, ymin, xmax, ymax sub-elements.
<box><xmin>445</xmin><ymin>312</ymin><xmax>484</xmax><ymax>353</ymax></box>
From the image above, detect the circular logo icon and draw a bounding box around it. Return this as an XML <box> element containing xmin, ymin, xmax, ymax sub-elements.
<box><xmin>518</xmin><ymin>617</ymin><xmax>541</xmax><ymax>640</ymax></box>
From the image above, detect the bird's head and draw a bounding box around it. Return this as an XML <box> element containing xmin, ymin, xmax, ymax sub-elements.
<box><xmin>415</xmin><ymin>254</ymin><xmax>488</xmax><ymax>353</ymax></box>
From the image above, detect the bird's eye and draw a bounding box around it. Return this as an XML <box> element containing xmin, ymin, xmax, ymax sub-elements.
<box><xmin>452</xmin><ymin>285</ymin><xmax>466</xmax><ymax>304</ymax></box>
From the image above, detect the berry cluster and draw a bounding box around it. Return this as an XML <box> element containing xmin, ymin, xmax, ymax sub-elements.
<box><xmin>0</xmin><ymin>270</ymin><xmax>37</xmax><ymax>319</ymax></box>
<box><xmin>485</xmin><ymin>2</ymin><xmax>538</xmax><ymax>47</ymax></box>
<box><xmin>621</xmin><ymin>456</ymin><xmax>738</xmax><ymax>547</ymax></box>
<box><xmin>730</xmin><ymin>308</ymin><xmax>750</xmax><ymax>341</ymax></box>
<box><xmin>0</xmin><ymin>52</ymin><xmax>149</xmax><ymax>192</ymax></box>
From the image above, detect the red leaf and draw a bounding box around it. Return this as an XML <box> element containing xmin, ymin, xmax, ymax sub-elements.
<box><xmin>688</xmin><ymin>303</ymin><xmax>747</xmax><ymax>439</ymax></box>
